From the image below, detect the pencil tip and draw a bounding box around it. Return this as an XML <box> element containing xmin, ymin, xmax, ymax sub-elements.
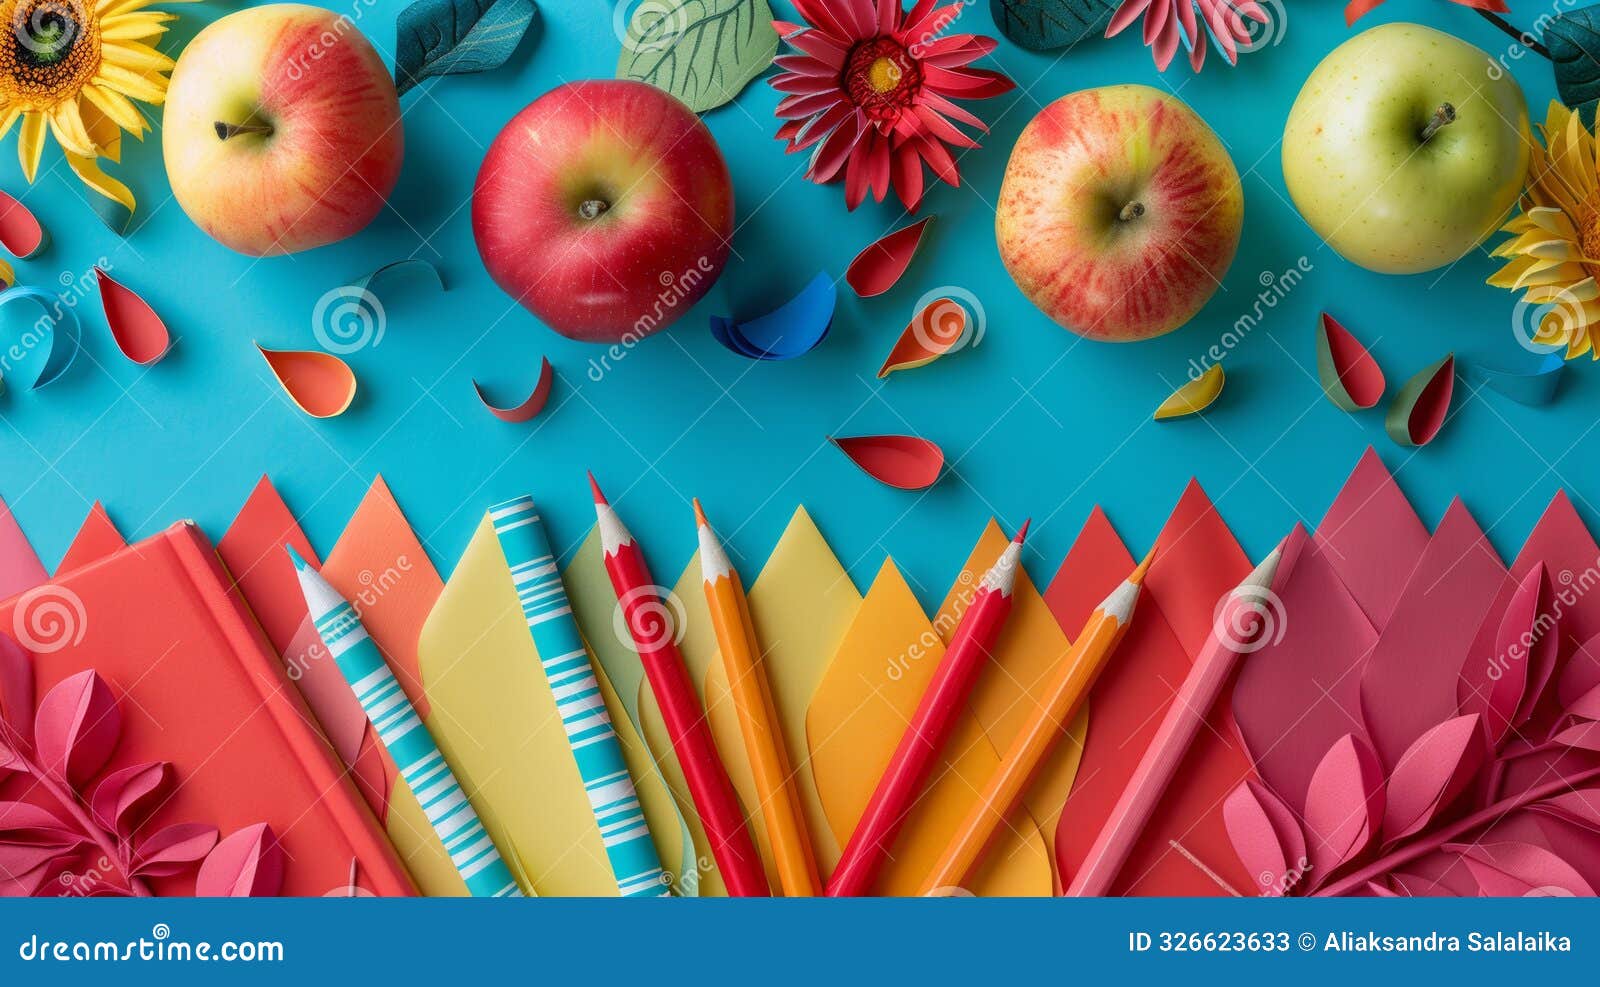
<box><xmin>693</xmin><ymin>498</ymin><xmax>707</xmax><ymax>527</ymax></box>
<box><xmin>587</xmin><ymin>471</ymin><xmax>607</xmax><ymax>506</ymax></box>
<box><xmin>1015</xmin><ymin>519</ymin><xmax>1031</xmax><ymax>543</ymax></box>
<box><xmin>284</xmin><ymin>543</ymin><xmax>306</xmax><ymax>569</ymax></box>
<box><xmin>1130</xmin><ymin>545</ymin><xmax>1157</xmax><ymax>585</ymax></box>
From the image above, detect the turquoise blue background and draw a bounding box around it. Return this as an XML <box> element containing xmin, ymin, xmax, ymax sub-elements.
<box><xmin>0</xmin><ymin>0</ymin><xmax>1588</xmax><ymax>604</ymax></box>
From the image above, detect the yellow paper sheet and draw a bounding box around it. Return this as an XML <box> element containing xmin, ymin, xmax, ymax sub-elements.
<box><xmin>416</xmin><ymin>515</ymin><xmax>614</xmax><ymax>895</ymax></box>
<box><xmin>697</xmin><ymin>507</ymin><xmax>863</xmax><ymax>886</ymax></box>
<box><xmin>384</xmin><ymin>776</ymin><xmax>467</xmax><ymax>895</ymax></box>
<box><xmin>807</xmin><ymin>559</ymin><xmax>1052</xmax><ymax>896</ymax></box>
<box><xmin>935</xmin><ymin>521</ymin><xmax>1088</xmax><ymax>887</ymax></box>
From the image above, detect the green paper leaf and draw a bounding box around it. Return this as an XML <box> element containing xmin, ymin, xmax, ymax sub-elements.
<box><xmin>616</xmin><ymin>0</ymin><xmax>778</xmax><ymax>114</ymax></box>
<box><xmin>1547</xmin><ymin>8</ymin><xmax>1600</xmax><ymax>121</ymax></box>
<box><xmin>989</xmin><ymin>0</ymin><xmax>1118</xmax><ymax>52</ymax></box>
<box><xmin>1385</xmin><ymin>355</ymin><xmax>1456</xmax><ymax>448</ymax></box>
<box><xmin>395</xmin><ymin>0</ymin><xmax>542</xmax><ymax>97</ymax></box>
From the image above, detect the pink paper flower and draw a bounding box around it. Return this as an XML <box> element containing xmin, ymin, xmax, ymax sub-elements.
<box><xmin>1106</xmin><ymin>0</ymin><xmax>1271</xmax><ymax>72</ymax></box>
<box><xmin>770</xmin><ymin>0</ymin><xmax>1014</xmax><ymax>211</ymax></box>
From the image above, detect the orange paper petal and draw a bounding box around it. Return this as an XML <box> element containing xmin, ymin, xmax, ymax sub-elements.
<box><xmin>829</xmin><ymin>434</ymin><xmax>944</xmax><ymax>489</ymax></box>
<box><xmin>0</xmin><ymin>190</ymin><xmax>46</xmax><ymax>258</ymax></box>
<box><xmin>474</xmin><ymin>356</ymin><xmax>554</xmax><ymax>423</ymax></box>
<box><xmin>96</xmin><ymin>267</ymin><xmax>170</xmax><ymax>365</ymax></box>
<box><xmin>877</xmin><ymin>297</ymin><xmax>967</xmax><ymax>378</ymax></box>
<box><xmin>847</xmin><ymin>218</ymin><xmax>934</xmax><ymax>297</ymax></box>
<box><xmin>257</xmin><ymin>344</ymin><xmax>357</xmax><ymax>418</ymax></box>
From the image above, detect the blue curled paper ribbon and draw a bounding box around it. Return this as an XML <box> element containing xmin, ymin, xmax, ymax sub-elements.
<box><xmin>0</xmin><ymin>284</ymin><xmax>82</xmax><ymax>394</ymax></box>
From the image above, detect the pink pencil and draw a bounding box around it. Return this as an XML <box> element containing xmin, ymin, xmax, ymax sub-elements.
<box><xmin>1067</xmin><ymin>542</ymin><xmax>1285</xmax><ymax>897</ymax></box>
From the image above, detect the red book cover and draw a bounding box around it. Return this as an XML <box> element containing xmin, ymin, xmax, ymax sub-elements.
<box><xmin>0</xmin><ymin>522</ymin><xmax>415</xmax><ymax>897</ymax></box>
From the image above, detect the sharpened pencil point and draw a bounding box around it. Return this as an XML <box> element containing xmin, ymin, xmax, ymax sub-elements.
<box><xmin>1130</xmin><ymin>546</ymin><xmax>1157</xmax><ymax>585</ymax></box>
<box><xmin>284</xmin><ymin>543</ymin><xmax>307</xmax><ymax>570</ymax></box>
<box><xmin>1015</xmin><ymin>519</ymin><xmax>1031</xmax><ymax>543</ymax></box>
<box><xmin>588</xmin><ymin>472</ymin><xmax>608</xmax><ymax>506</ymax></box>
<box><xmin>693</xmin><ymin>498</ymin><xmax>708</xmax><ymax>528</ymax></box>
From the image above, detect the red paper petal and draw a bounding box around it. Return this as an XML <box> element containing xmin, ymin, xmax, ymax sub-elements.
<box><xmin>1386</xmin><ymin>355</ymin><xmax>1455</xmax><ymax>447</ymax></box>
<box><xmin>1316</xmin><ymin>313</ymin><xmax>1385</xmax><ymax>411</ymax></box>
<box><xmin>846</xmin><ymin>218</ymin><xmax>934</xmax><ymax>297</ymax></box>
<box><xmin>829</xmin><ymin>434</ymin><xmax>944</xmax><ymax>489</ymax></box>
<box><xmin>133</xmin><ymin>823</ymin><xmax>219</xmax><ymax>878</ymax></box>
<box><xmin>33</xmin><ymin>669</ymin><xmax>120</xmax><ymax>787</ymax></box>
<box><xmin>90</xmin><ymin>761</ymin><xmax>169</xmax><ymax>835</ymax></box>
<box><xmin>95</xmin><ymin>267</ymin><xmax>170</xmax><ymax>365</ymax></box>
<box><xmin>1302</xmin><ymin>734</ymin><xmax>1384</xmax><ymax>884</ymax></box>
<box><xmin>878</xmin><ymin>297</ymin><xmax>968</xmax><ymax>378</ymax></box>
<box><xmin>258</xmin><ymin>344</ymin><xmax>357</xmax><ymax>419</ymax></box>
<box><xmin>0</xmin><ymin>190</ymin><xmax>45</xmax><ymax>259</ymax></box>
<box><xmin>195</xmin><ymin>823</ymin><xmax>283</xmax><ymax>897</ymax></box>
<box><xmin>1380</xmin><ymin>714</ymin><xmax>1483</xmax><ymax>844</ymax></box>
<box><xmin>474</xmin><ymin>356</ymin><xmax>553</xmax><ymax>423</ymax></box>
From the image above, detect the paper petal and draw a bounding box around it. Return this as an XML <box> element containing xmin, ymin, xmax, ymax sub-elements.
<box><xmin>1472</xmin><ymin>351</ymin><xmax>1565</xmax><ymax>406</ymax></box>
<box><xmin>877</xmin><ymin>297</ymin><xmax>967</xmax><ymax>378</ymax></box>
<box><xmin>846</xmin><ymin>218</ymin><xmax>934</xmax><ymax>297</ymax></box>
<box><xmin>133</xmin><ymin>823</ymin><xmax>220</xmax><ymax>878</ymax></box>
<box><xmin>1530</xmin><ymin>789</ymin><xmax>1600</xmax><ymax>832</ymax></box>
<box><xmin>1302</xmin><ymin>734</ymin><xmax>1384</xmax><ymax>883</ymax></box>
<box><xmin>829</xmin><ymin>434</ymin><xmax>944</xmax><ymax>489</ymax></box>
<box><xmin>474</xmin><ymin>356</ymin><xmax>553</xmax><ymax>423</ymax></box>
<box><xmin>1154</xmin><ymin>364</ymin><xmax>1224</xmax><ymax>421</ymax></box>
<box><xmin>710</xmin><ymin>272</ymin><xmax>835</xmax><ymax>360</ymax></box>
<box><xmin>90</xmin><ymin>761</ymin><xmax>169</xmax><ymax>836</ymax></box>
<box><xmin>1223</xmin><ymin>782</ymin><xmax>1293</xmax><ymax>896</ymax></box>
<box><xmin>1447</xmin><ymin>840</ymin><xmax>1596</xmax><ymax>897</ymax></box>
<box><xmin>0</xmin><ymin>285</ymin><xmax>81</xmax><ymax>389</ymax></box>
<box><xmin>96</xmin><ymin>267</ymin><xmax>170</xmax><ymax>365</ymax></box>
<box><xmin>1316</xmin><ymin>313</ymin><xmax>1385</xmax><ymax>411</ymax></box>
<box><xmin>0</xmin><ymin>800</ymin><xmax>71</xmax><ymax>837</ymax></box>
<box><xmin>1379</xmin><ymin>714</ymin><xmax>1483</xmax><ymax>844</ymax></box>
<box><xmin>0</xmin><ymin>190</ymin><xmax>46</xmax><ymax>258</ymax></box>
<box><xmin>1385</xmin><ymin>355</ymin><xmax>1455</xmax><ymax>447</ymax></box>
<box><xmin>195</xmin><ymin>823</ymin><xmax>283</xmax><ymax>897</ymax></box>
<box><xmin>257</xmin><ymin>344</ymin><xmax>357</xmax><ymax>418</ymax></box>
<box><xmin>32</xmin><ymin>669</ymin><xmax>120</xmax><ymax>786</ymax></box>
<box><xmin>1462</xmin><ymin>565</ymin><xmax>1552</xmax><ymax>742</ymax></box>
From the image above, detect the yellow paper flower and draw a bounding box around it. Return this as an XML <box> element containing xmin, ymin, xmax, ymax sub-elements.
<box><xmin>1489</xmin><ymin>100</ymin><xmax>1600</xmax><ymax>361</ymax></box>
<box><xmin>0</xmin><ymin>0</ymin><xmax>188</xmax><ymax>224</ymax></box>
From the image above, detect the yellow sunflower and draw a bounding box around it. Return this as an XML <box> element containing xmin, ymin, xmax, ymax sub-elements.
<box><xmin>1489</xmin><ymin>100</ymin><xmax>1600</xmax><ymax>361</ymax></box>
<box><xmin>0</xmin><ymin>0</ymin><xmax>188</xmax><ymax>225</ymax></box>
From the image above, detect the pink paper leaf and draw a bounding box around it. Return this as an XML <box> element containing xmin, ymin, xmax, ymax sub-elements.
<box><xmin>96</xmin><ymin>267</ymin><xmax>171</xmax><ymax>366</ymax></box>
<box><xmin>0</xmin><ymin>632</ymin><xmax>34</xmax><ymax>746</ymax></box>
<box><xmin>1446</xmin><ymin>840</ymin><xmax>1596</xmax><ymax>897</ymax></box>
<box><xmin>1380</xmin><ymin>714</ymin><xmax>1484</xmax><ymax>844</ymax></box>
<box><xmin>131</xmin><ymin>823</ymin><xmax>218</xmax><ymax>878</ymax></box>
<box><xmin>1551</xmin><ymin>720</ymin><xmax>1600</xmax><ymax>751</ymax></box>
<box><xmin>33</xmin><ymin>670</ymin><xmax>120</xmax><ymax>787</ymax></box>
<box><xmin>1461</xmin><ymin>565</ymin><xmax>1549</xmax><ymax>745</ymax></box>
<box><xmin>195</xmin><ymin>823</ymin><xmax>283</xmax><ymax>897</ymax></box>
<box><xmin>846</xmin><ymin>217</ymin><xmax>934</xmax><ymax>297</ymax></box>
<box><xmin>1302</xmin><ymin>734</ymin><xmax>1385</xmax><ymax>885</ymax></box>
<box><xmin>1565</xmin><ymin>678</ymin><xmax>1600</xmax><ymax>723</ymax></box>
<box><xmin>0</xmin><ymin>843</ymin><xmax>74</xmax><ymax>886</ymax></box>
<box><xmin>1223</xmin><ymin>782</ymin><xmax>1301</xmax><ymax>896</ymax></box>
<box><xmin>0</xmin><ymin>853</ymin><xmax>66</xmax><ymax>896</ymax></box>
<box><xmin>1528</xmin><ymin>789</ymin><xmax>1600</xmax><ymax>832</ymax></box>
<box><xmin>91</xmin><ymin>761</ymin><xmax>169</xmax><ymax>836</ymax></box>
<box><xmin>0</xmin><ymin>800</ymin><xmax>73</xmax><ymax>838</ymax></box>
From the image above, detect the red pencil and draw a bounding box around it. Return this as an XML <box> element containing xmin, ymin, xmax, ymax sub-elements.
<box><xmin>826</xmin><ymin>521</ymin><xmax>1031</xmax><ymax>897</ymax></box>
<box><xmin>590</xmin><ymin>474</ymin><xmax>770</xmax><ymax>897</ymax></box>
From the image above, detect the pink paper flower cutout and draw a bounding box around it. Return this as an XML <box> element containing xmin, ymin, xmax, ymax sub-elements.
<box><xmin>1106</xmin><ymin>0</ymin><xmax>1271</xmax><ymax>72</ymax></box>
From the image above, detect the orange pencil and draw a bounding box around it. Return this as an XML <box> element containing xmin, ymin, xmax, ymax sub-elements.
<box><xmin>918</xmin><ymin>548</ymin><xmax>1154</xmax><ymax>895</ymax></box>
<box><xmin>695</xmin><ymin>499</ymin><xmax>821</xmax><ymax>896</ymax></box>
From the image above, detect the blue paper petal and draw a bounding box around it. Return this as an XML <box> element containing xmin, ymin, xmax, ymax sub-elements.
<box><xmin>0</xmin><ymin>285</ymin><xmax>82</xmax><ymax>390</ymax></box>
<box><xmin>1472</xmin><ymin>352</ymin><xmax>1566</xmax><ymax>406</ymax></box>
<box><xmin>710</xmin><ymin>272</ymin><xmax>836</xmax><ymax>361</ymax></box>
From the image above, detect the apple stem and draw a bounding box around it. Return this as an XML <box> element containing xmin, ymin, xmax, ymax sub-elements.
<box><xmin>1118</xmin><ymin>201</ymin><xmax>1145</xmax><ymax>223</ymax></box>
<box><xmin>1419</xmin><ymin>103</ymin><xmax>1456</xmax><ymax>144</ymax></box>
<box><xmin>213</xmin><ymin>121</ymin><xmax>274</xmax><ymax>141</ymax></box>
<box><xmin>578</xmin><ymin>199</ymin><xmax>610</xmax><ymax>221</ymax></box>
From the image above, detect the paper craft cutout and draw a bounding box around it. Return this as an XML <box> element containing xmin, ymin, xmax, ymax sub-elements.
<box><xmin>96</xmin><ymin>267</ymin><xmax>170</xmax><ymax>365</ymax></box>
<box><xmin>0</xmin><ymin>285</ymin><xmax>80</xmax><ymax>389</ymax></box>
<box><xmin>877</xmin><ymin>297</ymin><xmax>967</xmax><ymax>378</ymax></box>
<box><xmin>396</xmin><ymin>0</ymin><xmax>542</xmax><ymax>97</ymax></box>
<box><xmin>56</xmin><ymin>502</ymin><xmax>126</xmax><ymax>574</ymax></box>
<box><xmin>617</xmin><ymin>0</ymin><xmax>775</xmax><ymax>114</ymax></box>
<box><xmin>0</xmin><ymin>190</ymin><xmax>45</xmax><ymax>259</ymax></box>
<box><xmin>0</xmin><ymin>495</ymin><xmax>47</xmax><ymax>600</ymax></box>
<box><xmin>349</xmin><ymin>257</ymin><xmax>443</xmax><ymax>298</ymax></box>
<box><xmin>829</xmin><ymin>434</ymin><xmax>943</xmax><ymax>489</ymax></box>
<box><xmin>1154</xmin><ymin>365</ymin><xmax>1224</xmax><ymax>421</ymax></box>
<box><xmin>474</xmin><ymin>357</ymin><xmax>553</xmax><ymax>423</ymax></box>
<box><xmin>195</xmin><ymin>824</ymin><xmax>284</xmax><ymax>897</ymax></box>
<box><xmin>1472</xmin><ymin>351</ymin><xmax>1565</xmax><ymax>406</ymax></box>
<box><xmin>711</xmin><ymin>272</ymin><xmax>835</xmax><ymax>360</ymax></box>
<box><xmin>807</xmin><ymin>559</ymin><xmax>1053</xmax><ymax>895</ymax></box>
<box><xmin>1316</xmin><ymin>313</ymin><xmax>1385</xmax><ymax>411</ymax></box>
<box><xmin>257</xmin><ymin>344</ymin><xmax>358</xmax><ymax>418</ymax></box>
<box><xmin>1313</xmin><ymin>448</ymin><xmax>1428</xmax><ymax>631</ymax></box>
<box><xmin>1385</xmin><ymin>355</ymin><xmax>1455</xmax><ymax>447</ymax></box>
<box><xmin>216</xmin><ymin>477</ymin><xmax>320</xmax><ymax>657</ymax></box>
<box><xmin>847</xmin><ymin>218</ymin><xmax>934</xmax><ymax>297</ymax></box>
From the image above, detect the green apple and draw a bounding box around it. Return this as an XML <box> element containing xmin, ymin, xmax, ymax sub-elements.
<box><xmin>1282</xmin><ymin>23</ymin><xmax>1529</xmax><ymax>275</ymax></box>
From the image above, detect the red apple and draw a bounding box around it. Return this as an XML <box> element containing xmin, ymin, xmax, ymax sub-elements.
<box><xmin>996</xmin><ymin>85</ymin><xmax>1243</xmax><ymax>342</ymax></box>
<box><xmin>472</xmin><ymin>80</ymin><xmax>734</xmax><ymax>343</ymax></box>
<box><xmin>162</xmin><ymin>4</ymin><xmax>404</xmax><ymax>257</ymax></box>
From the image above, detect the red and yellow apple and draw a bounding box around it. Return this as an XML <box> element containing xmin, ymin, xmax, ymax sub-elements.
<box><xmin>472</xmin><ymin>80</ymin><xmax>734</xmax><ymax>344</ymax></box>
<box><xmin>996</xmin><ymin>85</ymin><xmax>1244</xmax><ymax>342</ymax></box>
<box><xmin>162</xmin><ymin>5</ymin><xmax>404</xmax><ymax>256</ymax></box>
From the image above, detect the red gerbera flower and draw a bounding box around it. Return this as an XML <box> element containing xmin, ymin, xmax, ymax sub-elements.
<box><xmin>770</xmin><ymin>0</ymin><xmax>1015</xmax><ymax>212</ymax></box>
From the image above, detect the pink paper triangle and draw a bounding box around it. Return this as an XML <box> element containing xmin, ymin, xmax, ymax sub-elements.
<box><xmin>1314</xmin><ymin>448</ymin><xmax>1429</xmax><ymax>632</ymax></box>
<box><xmin>0</xmin><ymin>495</ymin><xmax>48</xmax><ymax>601</ymax></box>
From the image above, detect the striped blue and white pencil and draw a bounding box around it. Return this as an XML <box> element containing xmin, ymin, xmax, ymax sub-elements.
<box><xmin>286</xmin><ymin>545</ymin><xmax>524</xmax><ymax>898</ymax></box>
<box><xmin>489</xmin><ymin>496</ymin><xmax>669</xmax><ymax>898</ymax></box>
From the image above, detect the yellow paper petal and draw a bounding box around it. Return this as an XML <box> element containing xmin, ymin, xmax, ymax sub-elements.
<box><xmin>81</xmin><ymin>83</ymin><xmax>146</xmax><ymax>138</ymax></box>
<box><xmin>1154</xmin><ymin>364</ymin><xmax>1224</xmax><ymax>421</ymax></box>
<box><xmin>48</xmin><ymin>102</ymin><xmax>96</xmax><ymax>157</ymax></box>
<box><xmin>18</xmin><ymin>112</ymin><xmax>45</xmax><ymax>182</ymax></box>
<box><xmin>100</xmin><ymin>11</ymin><xmax>175</xmax><ymax>40</ymax></box>
<box><xmin>0</xmin><ymin>106</ymin><xmax>21</xmax><ymax>142</ymax></box>
<box><xmin>100</xmin><ymin>40</ymin><xmax>176</xmax><ymax>74</ymax></box>
<box><xmin>92</xmin><ymin>63</ymin><xmax>168</xmax><ymax>104</ymax></box>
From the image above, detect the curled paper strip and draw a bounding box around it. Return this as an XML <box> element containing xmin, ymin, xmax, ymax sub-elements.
<box><xmin>1316</xmin><ymin>313</ymin><xmax>1384</xmax><ymax>411</ymax></box>
<box><xmin>847</xmin><ymin>218</ymin><xmax>934</xmax><ymax>298</ymax></box>
<box><xmin>1471</xmin><ymin>352</ymin><xmax>1564</xmax><ymax>406</ymax></box>
<box><xmin>257</xmin><ymin>344</ymin><xmax>358</xmax><ymax>418</ymax></box>
<box><xmin>1154</xmin><ymin>364</ymin><xmax>1224</xmax><ymax>421</ymax></box>
<box><xmin>1385</xmin><ymin>355</ymin><xmax>1455</xmax><ymax>447</ymax></box>
<box><xmin>0</xmin><ymin>285</ymin><xmax>81</xmax><ymax>390</ymax></box>
<box><xmin>829</xmin><ymin>434</ymin><xmax>944</xmax><ymax>489</ymax></box>
<box><xmin>96</xmin><ymin>267</ymin><xmax>170</xmax><ymax>366</ymax></box>
<box><xmin>346</xmin><ymin>257</ymin><xmax>444</xmax><ymax>299</ymax></box>
<box><xmin>711</xmin><ymin>272</ymin><xmax>836</xmax><ymax>360</ymax></box>
<box><xmin>474</xmin><ymin>356</ymin><xmax>554</xmax><ymax>423</ymax></box>
<box><xmin>878</xmin><ymin>297</ymin><xmax>967</xmax><ymax>378</ymax></box>
<box><xmin>0</xmin><ymin>190</ymin><xmax>45</xmax><ymax>259</ymax></box>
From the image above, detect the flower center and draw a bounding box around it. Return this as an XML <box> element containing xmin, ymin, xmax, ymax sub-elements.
<box><xmin>844</xmin><ymin>38</ymin><xmax>919</xmax><ymax>121</ymax></box>
<box><xmin>0</xmin><ymin>0</ymin><xmax>100</xmax><ymax>108</ymax></box>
